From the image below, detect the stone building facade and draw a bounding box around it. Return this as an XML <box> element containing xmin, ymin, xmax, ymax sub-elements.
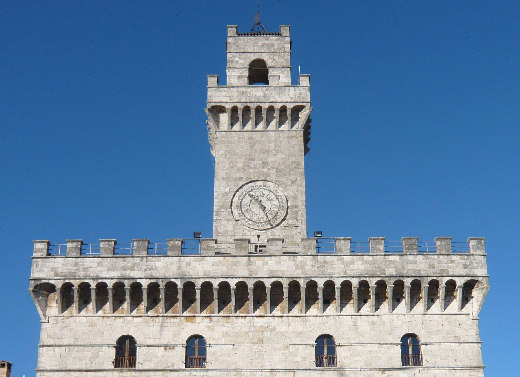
<box><xmin>29</xmin><ymin>25</ymin><xmax>489</xmax><ymax>377</ymax></box>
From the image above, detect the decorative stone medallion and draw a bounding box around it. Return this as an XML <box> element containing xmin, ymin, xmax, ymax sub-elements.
<box><xmin>231</xmin><ymin>180</ymin><xmax>288</xmax><ymax>230</ymax></box>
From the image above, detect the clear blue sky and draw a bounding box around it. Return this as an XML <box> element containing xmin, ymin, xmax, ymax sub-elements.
<box><xmin>1</xmin><ymin>1</ymin><xmax>519</xmax><ymax>375</ymax></box>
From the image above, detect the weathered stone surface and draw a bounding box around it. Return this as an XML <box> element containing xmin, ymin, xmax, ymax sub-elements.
<box><xmin>29</xmin><ymin>24</ymin><xmax>488</xmax><ymax>377</ymax></box>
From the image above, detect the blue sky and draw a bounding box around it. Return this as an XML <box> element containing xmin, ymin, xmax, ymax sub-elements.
<box><xmin>1</xmin><ymin>1</ymin><xmax>519</xmax><ymax>375</ymax></box>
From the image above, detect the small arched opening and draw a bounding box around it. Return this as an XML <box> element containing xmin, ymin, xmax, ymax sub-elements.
<box><xmin>400</xmin><ymin>334</ymin><xmax>422</xmax><ymax>366</ymax></box>
<box><xmin>114</xmin><ymin>335</ymin><xmax>137</xmax><ymax>368</ymax></box>
<box><xmin>315</xmin><ymin>334</ymin><xmax>337</xmax><ymax>367</ymax></box>
<box><xmin>248</xmin><ymin>59</ymin><xmax>269</xmax><ymax>85</ymax></box>
<box><xmin>185</xmin><ymin>335</ymin><xmax>206</xmax><ymax>368</ymax></box>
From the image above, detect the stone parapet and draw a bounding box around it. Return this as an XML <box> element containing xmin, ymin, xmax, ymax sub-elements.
<box><xmin>30</xmin><ymin>250</ymin><xmax>488</xmax><ymax>282</ymax></box>
<box><xmin>34</xmin><ymin>236</ymin><xmax>487</xmax><ymax>258</ymax></box>
<box><xmin>207</xmin><ymin>86</ymin><xmax>310</xmax><ymax>105</ymax></box>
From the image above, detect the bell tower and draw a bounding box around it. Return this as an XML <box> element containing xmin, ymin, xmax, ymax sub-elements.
<box><xmin>206</xmin><ymin>25</ymin><xmax>312</xmax><ymax>245</ymax></box>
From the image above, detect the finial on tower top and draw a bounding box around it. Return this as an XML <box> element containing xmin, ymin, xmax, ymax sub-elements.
<box><xmin>251</xmin><ymin>2</ymin><xmax>266</xmax><ymax>33</ymax></box>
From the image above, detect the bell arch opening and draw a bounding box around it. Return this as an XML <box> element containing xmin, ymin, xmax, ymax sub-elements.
<box><xmin>248</xmin><ymin>59</ymin><xmax>269</xmax><ymax>85</ymax></box>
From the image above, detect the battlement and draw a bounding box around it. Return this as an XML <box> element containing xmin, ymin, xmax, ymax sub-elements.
<box><xmin>29</xmin><ymin>236</ymin><xmax>488</xmax><ymax>323</ymax></box>
<box><xmin>32</xmin><ymin>236</ymin><xmax>486</xmax><ymax>257</ymax></box>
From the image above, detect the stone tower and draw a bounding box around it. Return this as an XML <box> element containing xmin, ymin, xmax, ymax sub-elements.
<box><xmin>207</xmin><ymin>25</ymin><xmax>311</xmax><ymax>246</ymax></box>
<box><xmin>29</xmin><ymin>24</ymin><xmax>489</xmax><ymax>377</ymax></box>
<box><xmin>0</xmin><ymin>361</ymin><xmax>12</xmax><ymax>377</ymax></box>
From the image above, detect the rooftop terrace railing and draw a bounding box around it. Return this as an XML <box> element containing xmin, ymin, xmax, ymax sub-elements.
<box><xmin>181</xmin><ymin>239</ymin><xmax>201</xmax><ymax>256</ymax></box>
<box><xmin>32</xmin><ymin>236</ymin><xmax>486</xmax><ymax>257</ymax></box>
<box><xmin>316</xmin><ymin>238</ymin><xmax>336</xmax><ymax>254</ymax></box>
<box><xmin>81</xmin><ymin>243</ymin><xmax>100</xmax><ymax>256</ymax></box>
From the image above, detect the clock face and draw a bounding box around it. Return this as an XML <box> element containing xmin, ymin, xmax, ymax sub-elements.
<box><xmin>231</xmin><ymin>180</ymin><xmax>288</xmax><ymax>230</ymax></box>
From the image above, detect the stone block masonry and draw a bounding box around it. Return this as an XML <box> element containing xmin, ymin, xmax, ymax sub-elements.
<box><xmin>29</xmin><ymin>23</ymin><xmax>489</xmax><ymax>377</ymax></box>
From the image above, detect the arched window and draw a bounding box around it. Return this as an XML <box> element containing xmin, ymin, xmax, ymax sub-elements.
<box><xmin>248</xmin><ymin>59</ymin><xmax>269</xmax><ymax>85</ymax></box>
<box><xmin>315</xmin><ymin>334</ymin><xmax>336</xmax><ymax>367</ymax></box>
<box><xmin>401</xmin><ymin>334</ymin><xmax>422</xmax><ymax>366</ymax></box>
<box><xmin>185</xmin><ymin>335</ymin><xmax>206</xmax><ymax>368</ymax></box>
<box><xmin>114</xmin><ymin>335</ymin><xmax>136</xmax><ymax>368</ymax></box>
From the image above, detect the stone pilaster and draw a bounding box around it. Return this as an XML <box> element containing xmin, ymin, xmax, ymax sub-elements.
<box><xmin>125</xmin><ymin>287</ymin><xmax>131</xmax><ymax>315</ymax></box>
<box><xmin>248</xmin><ymin>287</ymin><xmax>254</xmax><ymax>314</ymax></box>
<box><xmin>56</xmin><ymin>287</ymin><xmax>62</xmax><ymax>315</ymax></box>
<box><xmin>213</xmin><ymin>287</ymin><xmax>219</xmax><ymax>314</ymax></box>
<box><xmin>195</xmin><ymin>287</ymin><xmax>201</xmax><ymax>314</ymax></box>
<box><xmin>90</xmin><ymin>286</ymin><xmax>96</xmax><ymax>314</ymax></box>
<box><xmin>370</xmin><ymin>285</ymin><xmax>376</xmax><ymax>313</ymax></box>
<box><xmin>335</xmin><ymin>286</ymin><xmax>341</xmax><ymax>313</ymax></box>
<box><xmin>457</xmin><ymin>286</ymin><xmax>463</xmax><ymax>311</ymax></box>
<box><xmin>283</xmin><ymin>286</ymin><xmax>288</xmax><ymax>314</ymax></box>
<box><xmin>300</xmin><ymin>286</ymin><xmax>306</xmax><ymax>314</ymax></box>
<box><xmin>405</xmin><ymin>284</ymin><xmax>411</xmax><ymax>313</ymax></box>
<box><xmin>353</xmin><ymin>285</ymin><xmax>359</xmax><ymax>313</ymax></box>
<box><xmin>160</xmin><ymin>286</ymin><xmax>166</xmax><ymax>314</ymax></box>
<box><xmin>108</xmin><ymin>287</ymin><xmax>113</xmax><ymax>314</ymax></box>
<box><xmin>73</xmin><ymin>287</ymin><xmax>79</xmax><ymax>315</ymax></box>
<box><xmin>422</xmin><ymin>285</ymin><xmax>428</xmax><ymax>312</ymax></box>
<box><xmin>387</xmin><ymin>285</ymin><xmax>394</xmax><ymax>313</ymax></box>
<box><xmin>266</xmin><ymin>287</ymin><xmax>271</xmax><ymax>314</ymax></box>
<box><xmin>231</xmin><ymin>287</ymin><xmax>236</xmax><ymax>314</ymax></box>
<box><xmin>440</xmin><ymin>284</ymin><xmax>446</xmax><ymax>312</ymax></box>
<box><xmin>178</xmin><ymin>287</ymin><xmax>183</xmax><ymax>315</ymax></box>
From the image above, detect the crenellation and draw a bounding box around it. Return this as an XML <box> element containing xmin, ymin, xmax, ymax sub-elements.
<box><xmin>99</xmin><ymin>239</ymin><xmax>116</xmax><ymax>256</ymax></box>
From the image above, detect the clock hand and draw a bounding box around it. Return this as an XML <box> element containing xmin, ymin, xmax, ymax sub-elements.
<box><xmin>248</xmin><ymin>193</ymin><xmax>273</xmax><ymax>225</ymax></box>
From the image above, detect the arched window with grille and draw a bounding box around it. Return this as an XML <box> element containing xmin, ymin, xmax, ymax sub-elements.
<box><xmin>401</xmin><ymin>334</ymin><xmax>422</xmax><ymax>366</ymax></box>
<box><xmin>185</xmin><ymin>335</ymin><xmax>206</xmax><ymax>368</ymax></box>
<box><xmin>315</xmin><ymin>334</ymin><xmax>337</xmax><ymax>367</ymax></box>
<box><xmin>114</xmin><ymin>335</ymin><xmax>136</xmax><ymax>368</ymax></box>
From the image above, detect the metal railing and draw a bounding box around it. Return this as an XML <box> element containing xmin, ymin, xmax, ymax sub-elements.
<box><xmin>114</xmin><ymin>243</ymin><xmax>134</xmax><ymax>256</ymax></box>
<box><xmin>148</xmin><ymin>243</ymin><xmax>168</xmax><ymax>255</ymax></box>
<box><xmin>384</xmin><ymin>241</ymin><xmax>403</xmax><ymax>253</ymax></box>
<box><xmin>113</xmin><ymin>356</ymin><xmax>136</xmax><ymax>368</ymax></box>
<box><xmin>315</xmin><ymin>354</ymin><xmax>337</xmax><ymax>367</ymax></box>
<box><xmin>418</xmin><ymin>241</ymin><xmax>437</xmax><ymax>253</ymax></box>
<box><xmin>451</xmin><ymin>242</ymin><xmax>470</xmax><ymax>253</ymax></box>
<box><xmin>401</xmin><ymin>354</ymin><xmax>423</xmax><ymax>366</ymax></box>
<box><xmin>185</xmin><ymin>356</ymin><xmax>206</xmax><ymax>368</ymax></box>
<box><xmin>181</xmin><ymin>239</ymin><xmax>201</xmax><ymax>255</ymax></box>
<box><xmin>81</xmin><ymin>244</ymin><xmax>100</xmax><ymax>255</ymax></box>
<box><xmin>47</xmin><ymin>244</ymin><xmax>67</xmax><ymax>256</ymax></box>
<box><xmin>350</xmin><ymin>241</ymin><xmax>370</xmax><ymax>253</ymax></box>
<box><xmin>316</xmin><ymin>238</ymin><xmax>336</xmax><ymax>254</ymax></box>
